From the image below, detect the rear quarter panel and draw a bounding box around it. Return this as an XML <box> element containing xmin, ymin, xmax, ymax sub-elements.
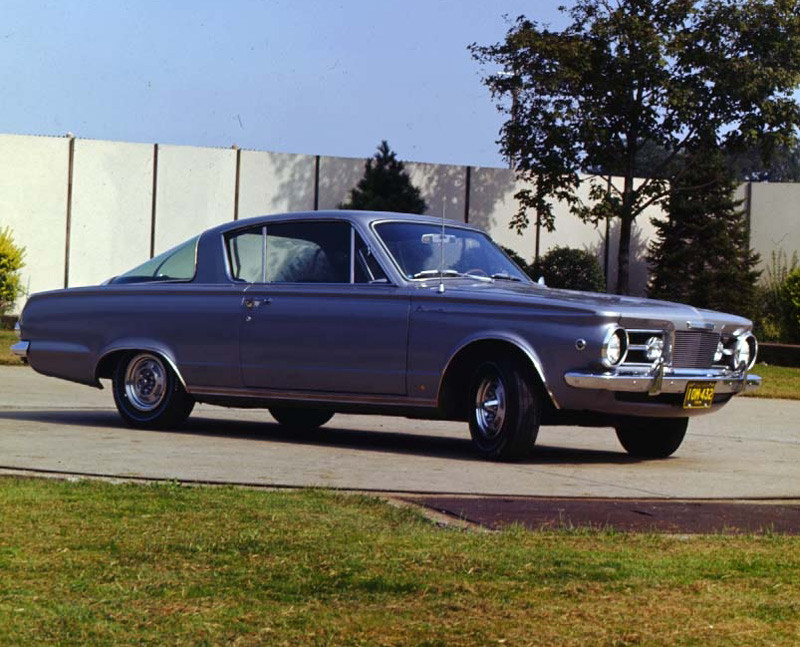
<box><xmin>22</xmin><ymin>284</ymin><xmax>244</xmax><ymax>388</ymax></box>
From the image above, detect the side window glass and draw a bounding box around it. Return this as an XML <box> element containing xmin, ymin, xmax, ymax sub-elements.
<box><xmin>354</xmin><ymin>233</ymin><xmax>389</xmax><ymax>284</ymax></box>
<box><xmin>227</xmin><ymin>228</ymin><xmax>264</xmax><ymax>282</ymax></box>
<box><xmin>266</xmin><ymin>222</ymin><xmax>350</xmax><ymax>283</ymax></box>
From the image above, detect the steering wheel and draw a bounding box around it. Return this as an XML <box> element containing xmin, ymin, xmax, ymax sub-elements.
<box><xmin>465</xmin><ymin>268</ymin><xmax>490</xmax><ymax>277</ymax></box>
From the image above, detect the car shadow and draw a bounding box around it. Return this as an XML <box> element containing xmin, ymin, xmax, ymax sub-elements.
<box><xmin>0</xmin><ymin>409</ymin><xmax>643</xmax><ymax>466</ymax></box>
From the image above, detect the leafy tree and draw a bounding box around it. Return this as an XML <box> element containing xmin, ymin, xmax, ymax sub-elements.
<box><xmin>647</xmin><ymin>144</ymin><xmax>760</xmax><ymax>319</ymax></box>
<box><xmin>340</xmin><ymin>141</ymin><xmax>427</xmax><ymax>214</ymax></box>
<box><xmin>729</xmin><ymin>142</ymin><xmax>800</xmax><ymax>182</ymax></box>
<box><xmin>471</xmin><ymin>0</ymin><xmax>800</xmax><ymax>294</ymax></box>
<box><xmin>0</xmin><ymin>227</ymin><xmax>25</xmax><ymax>315</ymax></box>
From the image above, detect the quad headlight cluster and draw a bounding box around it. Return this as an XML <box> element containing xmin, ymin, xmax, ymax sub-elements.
<box><xmin>599</xmin><ymin>327</ymin><xmax>757</xmax><ymax>371</ymax></box>
<box><xmin>714</xmin><ymin>332</ymin><xmax>757</xmax><ymax>371</ymax></box>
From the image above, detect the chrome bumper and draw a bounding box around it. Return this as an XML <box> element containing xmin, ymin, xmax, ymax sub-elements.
<box><xmin>11</xmin><ymin>341</ymin><xmax>29</xmax><ymax>360</ymax></box>
<box><xmin>564</xmin><ymin>368</ymin><xmax>761</xmax><ymax>395</ymax></box>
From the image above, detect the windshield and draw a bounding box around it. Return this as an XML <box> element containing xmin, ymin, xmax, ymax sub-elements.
<box><xmin>374</xmin><ymin>222</ymin><xmax>529</xmax><ymax>283</ymax></box>
<box><xmin>110</xmin><ymin>236</ymin><xmax>199</xmax><ymax>284</ymax></box>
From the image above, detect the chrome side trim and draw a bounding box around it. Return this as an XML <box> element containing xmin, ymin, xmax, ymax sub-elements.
<box><xmin>95</xmin><ymin>346</ymin><xmax>188</xmax><ymax>390</ymax></box>
<box><xmin>564</xmin><ymin>370</ymin><xmax>761</xmax><ymax>395</ymax></box>
<box><xmin>187</xmin><ymin>385</ymin><xmax>438</xmax><ymax>409</ymax></box>
<box><xmin>11</xmin><ymin>341</ymin><xmax>29</xmax><ymax>359</ymax></box>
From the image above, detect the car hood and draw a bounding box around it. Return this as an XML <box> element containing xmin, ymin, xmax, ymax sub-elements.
<box><xmin>426</xmin><ymin>280</ymin><xmax>752</xmax><ymax>329</ymax></box>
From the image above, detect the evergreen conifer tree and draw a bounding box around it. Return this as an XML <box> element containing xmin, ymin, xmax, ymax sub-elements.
<box><xmin>340</xmin><ymin>141</ymin><xmax>427</xmax><ymax>214</ymax></box>
<box><xmin>647</xmin><ymin>148</ymin><xmax>760</xmax><ymax>319</ymax></box>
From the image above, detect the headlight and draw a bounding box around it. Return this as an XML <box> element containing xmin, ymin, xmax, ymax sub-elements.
<box><xmin>733</xmin><ymin>333</ymin><xmax>758</xmax><ymax>371</ymax></box>
<box><xmin>645</xmin><ymin>336</ymin><xmax>664</xmax><ymax>362</ymax></box>
<box><xmin>714</xmin><ymin>341</ymin><xmax>724</xmax><ymax>363</ymax></box>
<box><xmin>602</xmin><ymin>328</ymin><xmax>628</xmax><ymax>368</ymax></box>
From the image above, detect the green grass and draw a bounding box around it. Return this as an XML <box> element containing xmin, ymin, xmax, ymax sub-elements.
<box><xmin>0</xmin><ymin>478</ymin><xmax>798</xmax><ymax>646</ymax></box>
<box><xmin>0</xmin><ymin>330</ymin><xmax>21</xmax><ymax>366</ymax></box>
<box><xmin>744</xmin><ymin>363</ymin><xmax>800</xmax><ymax>400</ymax></box>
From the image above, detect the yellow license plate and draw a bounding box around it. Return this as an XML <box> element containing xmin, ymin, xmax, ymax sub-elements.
<box><xmin>683</xmin><ymin>381</ymin><xmax>716</xmax><ymax>409</ymax></box>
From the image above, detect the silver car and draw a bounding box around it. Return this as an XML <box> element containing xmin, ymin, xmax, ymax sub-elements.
<box><xmin>12</xmin><ymin>211</ymin><xmax>760</xmax><ymax>460</ymax></box>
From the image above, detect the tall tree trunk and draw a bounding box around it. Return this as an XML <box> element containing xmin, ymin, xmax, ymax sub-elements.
<box><xmin>616</xmin><ymin>174</ymin><xmax>635</xmax><ymax>295</ymax></box>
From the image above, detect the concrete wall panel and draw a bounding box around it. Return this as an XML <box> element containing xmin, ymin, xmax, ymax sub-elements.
<box><xmin>154</xmin><ymin>145</ymin><xmax>236</xmax><ymax>254</ymax></box>
<box><xmin>317</xmin><ymin>155</ymin><xmax>364</xmax><ymax>211</ymax></box>
<box><xmin>0</xmin><ymin>134</ymin><xmax>69</xmax><ymax>306</ymax></box>
<box><xmin>238</xmin><ymin>150</ymin><xmax>315</xmax><ymax>218</ymax></box>
<box><xmin>748</xmin><ymin>182</ymin><xmax>800</xmax><ymax>272</ymax></box>
<box><xmin>405</xmin><ymin>161</ymin><xmax>466</xmax><ymax>219</ymax></box>
<box><xmin>69</xmin><ymin>139</ymin><xmax>154</xmax><ymax>287</ymax></box>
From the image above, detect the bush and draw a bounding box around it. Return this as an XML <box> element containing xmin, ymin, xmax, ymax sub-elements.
<box><xmin>0</xmin><ymin>227</ymin><xmax>25</xmax><ymax>315</ymax></box>
<box><xmin>754</xmin><ymin>250</ymin><xmax>799</xmax><ymax>342</ymax></box>
<box><xmin>781</xmin><ymin>268</ymin><xmax>800</xmax><ymax>343</ymax></box>
<box><xmin>530</xmin><ymin>246</ymin><xmax>606</xmax><ymax>292</ymax></box>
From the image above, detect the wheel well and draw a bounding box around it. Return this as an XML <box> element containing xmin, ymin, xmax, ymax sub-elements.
<box><xmin>96</xmin><ymin>348</ymin><xmax>187</xmax><ymax>387</ymax></box>
<box><xmin>95</xmin><ymin>350</ymin><xmax>131</xmax><ymax>380</ymax></box>
<box><xmin>438</xmin><ymin>340</ymin><xmax>550</xmax><ymax>420</ymax></box>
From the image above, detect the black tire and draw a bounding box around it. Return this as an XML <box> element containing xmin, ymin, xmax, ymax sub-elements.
<box><xmin>468</xmin><ymin>357</ymin><xmax>540</xmax><ymax>461</ymax></box>
<box><xmin>615</xmin><ymin>417</ymin><xmax>688</xmax><ymax>458</ymax></box>
<box><xmin>269</xmin><ymin>407</ymin><xmax>334</xmax><ymax>430</ymax></box>
<box><xmin>112</xmin><ymin>352</ymin><xmax>194</xmax><ymax>429</ymax></box>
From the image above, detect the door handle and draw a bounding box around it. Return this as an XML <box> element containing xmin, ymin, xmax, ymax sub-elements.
<box><xmin>244</xmin><ymin>297</ymin><xmax>271</xmax><ymax>309</ymax></box>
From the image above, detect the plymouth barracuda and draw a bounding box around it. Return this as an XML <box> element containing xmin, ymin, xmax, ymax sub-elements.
<box><xmin>12</xmin><ymin>211</ymin><xmax>761</xmax><ymax>460</ymax></box>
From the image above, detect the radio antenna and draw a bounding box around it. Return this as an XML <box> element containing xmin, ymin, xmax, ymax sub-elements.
<box><xmin>438</xmin><ymin>197</ymin><xmax>446</xmax><ymax>294</ymax></box>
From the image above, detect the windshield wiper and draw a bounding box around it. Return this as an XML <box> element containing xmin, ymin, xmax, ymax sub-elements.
<box><xmin>490</xmin><ymin>272</ymin><xmax>523</xmax><ymax>282</ymax></box>
<box><xmin>411</xmin><ymin>269</ymin><xmax>493</xmax><ymax>282</ymax></box>
<box><xmin>411</xmin><ymin>269</ymin><xmax>461</xmax><ymax>279</ymax></box>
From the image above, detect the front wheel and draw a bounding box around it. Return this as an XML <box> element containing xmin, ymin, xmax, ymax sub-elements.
<box><xmin>468</xmin><ymin>358</ymin><xmax>540</xmax><ymax>461</ymax></box>
<box><xmin>269</xmin><ymin>407</ymin><xmax>334</xmax><ymax>430</ymax></box>
<box><xmin>112</xmin><ymin>352</ymin><xmax>194</xmax><ymax>429</ymax></box>
<box><xmin>615</xmin><ymin>417</ymin><xmax>688</xmax><ymax>458</ymax></box>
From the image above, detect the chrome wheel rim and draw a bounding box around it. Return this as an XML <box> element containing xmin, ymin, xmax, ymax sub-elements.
<box><xmin>124</xmin><ymin>354</ymin><xmax>167</xmax><ymax>412</ymax></box>
<box><xmin>474</xmin><ymin>373</ymin><xmax>506</xmax><ymax>440</ymax></box>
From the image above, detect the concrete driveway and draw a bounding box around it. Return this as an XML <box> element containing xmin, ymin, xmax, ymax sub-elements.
<box><xmin>1</xmin><ymin>366</ymin><xmax>798</xmax><ymax>499</ymax></box>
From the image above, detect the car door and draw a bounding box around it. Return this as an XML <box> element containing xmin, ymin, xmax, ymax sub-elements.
<box><xmin>231</xmin><ymin>220</ymin><xmax>410</xmax><ymax>395</ymax></box>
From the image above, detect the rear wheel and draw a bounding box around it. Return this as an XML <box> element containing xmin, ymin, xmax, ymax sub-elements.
<box><xmin>615</xmin><ymin>417</ymin><xmax>688</xmax><ymax>458</ymax></box>
<box><xmin>269</xmin><ymin>407</ymin><xmax>334</xmax><ymax>430</ymax></box>
<box><xmin>112</xmin><ymin>352</ymin><xmax>194</xmax><ymax>429</ymax></box>
<box><xmin>468</xmin><ymin>357</ymin><xmax>540</xmax><ymax>461</ymax></box>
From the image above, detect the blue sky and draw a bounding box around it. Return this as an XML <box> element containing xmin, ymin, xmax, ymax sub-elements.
<box><xmin>1</xmin><ymin>0</ymin><xmax>568</xmax><ymax>167</ymax></box>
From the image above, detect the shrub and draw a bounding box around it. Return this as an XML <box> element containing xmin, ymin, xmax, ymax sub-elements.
<box><xmin>0</xmin><ymin>227</ymin><xmax>25</xmax><ymax>315</ymax></box>
<box><xmin>754</xmin><ymin>250</ymin><xmax>799</xmax><ymax>342</ymax></box>
<box><xmin>781</xmin><ymin>268</ymin><xmax>800</xmax><ymax>343</ymax></box>
<box><xmin>530</xmin><ymin>246</ymin><xmax>606</xmax><ymax>292</ymax></box>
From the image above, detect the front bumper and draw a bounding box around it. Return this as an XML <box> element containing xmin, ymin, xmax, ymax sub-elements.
<box><xmin>564</xmin><ymin>367</ymin><xmax>761</xmax><ymax>395</ymax></box>
<box><xmin>11</xmin><ymin>341</ymin><xmax>29</xmax><ymax>361</ymax></box>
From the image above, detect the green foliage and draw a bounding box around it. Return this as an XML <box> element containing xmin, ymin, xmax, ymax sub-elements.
<box><xmin>0</xmin><ymin>227</ymin><xmax>25</xmax><ymax>314</ymax></box>
<box><xmin>531</xmin><ymin>246</ymin><xmax>606</xmax><ymax>292</ymax></box>
<box><xmin>754</xmin><ymin>250</ymin><xmax>799</xmax><ymax>342</ymax></box>
<box><xmin>471</xmin><ymin>0</ymin><xmax>800</xmax><ymax>295</ymax></box>
<box><xmin>648</xmin><ymin>146</ymin><xmax>760</xmax><ymax>319</ymax></box>
<box><xmin>781</xmin><ymin>269</ymin><xmax>800</xmax><ymax>343</ymax></box>
<box><xmin>340</xmin><ymin>141</ymin><xmax>427</xmax><ymax>214</ymax></box>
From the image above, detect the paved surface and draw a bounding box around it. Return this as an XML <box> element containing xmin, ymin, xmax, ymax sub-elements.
<box><xmin>404</xmin><ymin>496</ymin><xmax>800</xmax><ymax>534</ymax></box>
<box><xmin>1</xmin><ymin>366</ymin><xmax>799</xmax><ymax>500</ymax></box>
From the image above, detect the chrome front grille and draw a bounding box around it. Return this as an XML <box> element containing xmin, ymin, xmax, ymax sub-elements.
<box><xmin>672</xmin><ymin>331</ymin><xmax>720</xmax><ymax>369</ymax></box>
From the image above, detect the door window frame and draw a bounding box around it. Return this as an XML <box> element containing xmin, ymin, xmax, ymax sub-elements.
<box><xmin>223</xmin><ymin>220</ymin><xmax>392</xmax><ymax>286</ymax></box>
